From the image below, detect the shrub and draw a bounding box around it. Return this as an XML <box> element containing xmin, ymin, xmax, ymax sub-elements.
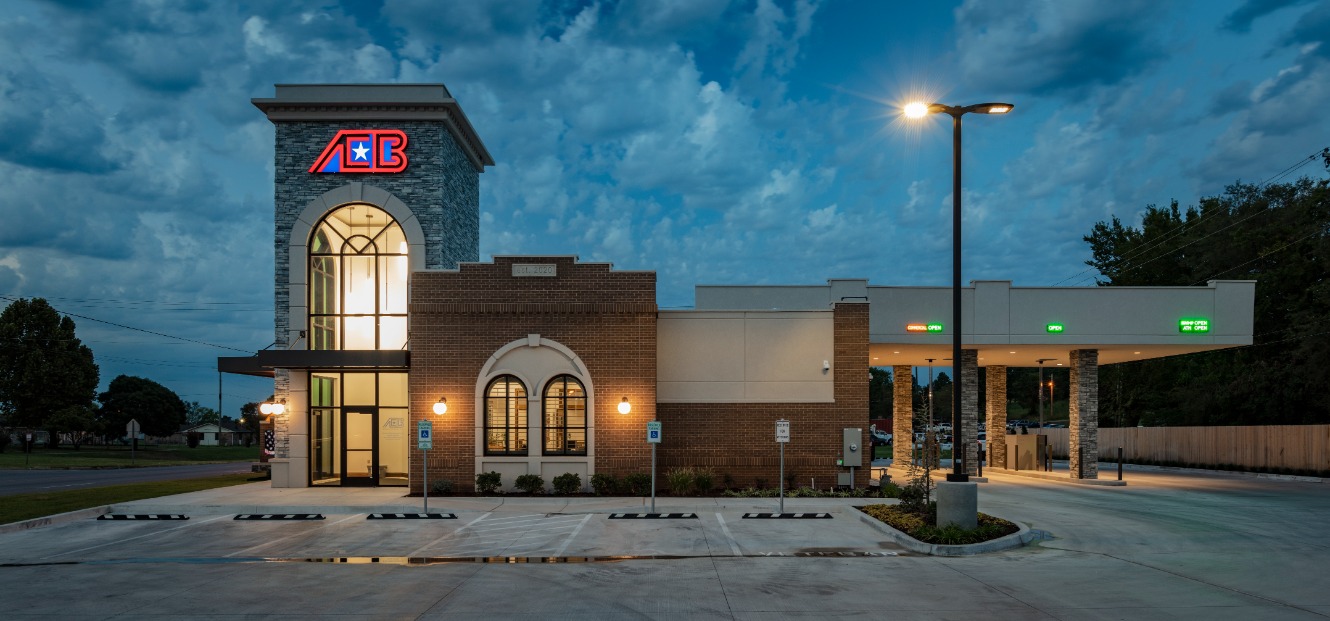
<box><xmin>784</xmin><ymin>469</ymin><xmax>798</xmax><ymax>490</ymax></box>
<box><xmin>590</xmin><ymin>473</ymin><xmax>619</xmax><ymax>496</ymax></box>
<box><xmin>430</xmin><ymin>479</ymin><xmax>454</xmax><ymax>495</ymax></box>
<box><xmin>552</xmin><ymin>472</ymin><xmax>581</xmax><ymax>495</ymax></box>
<box><xmin>879</xmin><ymin>481</ymin><xmax>903</xmax><ymax>498</ymax></box>
<box><xmin>623</xmin><ymin>472</ymin><xmax>652</xmax><ymax>496</ymax></box>
<box><xmin>476</xmin><ymin>471</ymin><xmax>502</xmax><ymax>494</ymax></box>
<box><xmin>665</xmin><ymin>467</ymin><xmax>695</xmax><ymax>495</ymax></box>
<box><xmin>722</xmin><ymin>472</ymin><xmax>735</xmax><ymax>490</ymax></box>
<box><xmin>693</xmin><ymin>467</ymin><xmax>716</xmax><ymax>494</ymax></box>
<box><xmin>186</xmin><ymin>432</ymin><xmax>201</xmax><ymax>448</ymax></box>
<box><xmin>514</xmin><ymin>473</ymin><xmax>545</xmax><ymax>494</ymax></box>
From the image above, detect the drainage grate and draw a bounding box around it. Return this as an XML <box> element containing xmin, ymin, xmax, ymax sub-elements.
<box><xmin>234</xmin><ymin>514</ymin><xmax>325</xmax><ymax>521</ymax></box>
<box><xmin>609</xmin><ymin>513</ymin><xmax>698</xmax><ymax>519</ymax></box>
<box><xmin>97</xmin><ymin>514</ymin><xmax>189</xmax><ymax>521</ymax></box>
<box><xmin>367</xmin><ymin>513</ymin><xmax>457</xmax><ymax>520</ymax></box>
<box><xmin>742</xmin><ymin>513</ymin><xmax>832</xmax><ymax>519</ymax></box>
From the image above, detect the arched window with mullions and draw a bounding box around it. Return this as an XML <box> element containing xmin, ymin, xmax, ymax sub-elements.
<box><xmin>484</xmin><ymin>375</ymin><xmax>528</xmax><ymax>456</ymax></box>
<box><xmin>543</xmin><ymin>375</ymin><xmax>587</xmax><ymax>456</ymax></box>
<box><xmin>308</xmin><ymin>204</ymin><xmax>408</xmax><ymax>351</ymax></box>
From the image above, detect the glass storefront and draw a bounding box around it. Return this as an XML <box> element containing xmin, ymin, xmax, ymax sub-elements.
<box><xmin>310</xmin><ymin>371</ymin><xmax>408</xmax><ymax>486</ymax></box>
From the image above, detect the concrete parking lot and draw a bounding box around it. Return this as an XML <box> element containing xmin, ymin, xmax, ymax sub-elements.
<box><xmin>2</xmin><ymin>468</ymin><xmax>1327</xmax><ymax>620</ymax></box>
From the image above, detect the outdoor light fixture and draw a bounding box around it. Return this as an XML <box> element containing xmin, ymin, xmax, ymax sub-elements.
<box><xmin>433</xmin><ymin>396</ymin><xmax>448</xmax><ymax>415</ymax></box>
<box><xmin>904</xmin><ymin>99</ymin><xmax>1015</xmax><ymax>483</ymax></box>
<box><xmin>618</xmin><ymin>397</ymin><xmax>632</xmax><ymax>414</ymax></box>
<box><xmin>258</xmin><ymin>399</ymin><xmax>286</xmax><ymax>416</ymax></box>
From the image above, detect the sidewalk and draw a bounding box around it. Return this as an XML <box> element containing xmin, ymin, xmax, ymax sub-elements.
<box><xmin>111</xmin><ymin>482</ymin><xmax>893</xmax><ymax>515</ymax></box>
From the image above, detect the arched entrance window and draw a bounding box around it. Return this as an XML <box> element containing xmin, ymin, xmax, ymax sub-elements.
<box><xmin>309</xmin><ymin>204</ymin><xmax>408</xmax><ymax>350</ymax></box>
<box><xmin>485</xmin><ymin>375</ymin><xmax>528</xmax><ymax>456</ymax></box>
<box><xmin>543</xmin><ymin>375</ymin><xmax>587</xmax><ymax>456</ymax></box>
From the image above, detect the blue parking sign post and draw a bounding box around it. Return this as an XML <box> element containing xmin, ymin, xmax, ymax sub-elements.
<box><xmin>418</xmin><ymin>421</ymin><xmax>433</xmax><ymax>513</ymax></box>
<box><xmin>646</xmin><ymin>422</ymin><xmax>662</xmax><ymax>513</ymax></box>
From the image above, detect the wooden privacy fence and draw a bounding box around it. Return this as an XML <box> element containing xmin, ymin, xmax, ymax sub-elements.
<box><xmin>1039</xmin><ymin>425</ymin><xmax>1330</xmax><ymax>473</ymax></box>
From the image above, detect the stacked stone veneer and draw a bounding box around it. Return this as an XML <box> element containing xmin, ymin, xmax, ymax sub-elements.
<box><xmin>656</xmin><ymin>303</ymin><xmax>870</xmax><ymax>489</ymax></box>
<box><xmin>985</xmin><ymin>365</ymin><xmax>1007</xmax><ymax>468</ymax></box>
<box><xmin>1069</xmin><ymin>349</ymin><xmax>1099</xmax><ymax>479</ymax></box>
<box><xmin>892</xmin><ymin>365</ymin><xmax>913</xmax><ymax>465</ymax></box>
<box><xmin>409</xmin><ymin>257</ymin><xmax>657</xmax><ymax>492</ymax></box>
<box><xmin>266</xmin><ymin>121</ymin><xmax>481</xmax><ymax>460</ymax></box>
<box><xmin>960</xmin><ymin>349</ymin><xmax>979</xmax><ymax>476</ymax></box>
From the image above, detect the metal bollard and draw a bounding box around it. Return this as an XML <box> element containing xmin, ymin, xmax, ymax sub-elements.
<box><xmin>1077</xmin><ymin>446</ymin><xmax>1084</xmax><ymax>478</ymax></box>
<box><xmin>977</xmin><ymin>440</ymin><xmax>983</xmax><ymax>477</ymax></box>
<box><xmin>1118</xmin><ymin>446</ymin><xmax>1124</xmax><ymax>481</ymax></box>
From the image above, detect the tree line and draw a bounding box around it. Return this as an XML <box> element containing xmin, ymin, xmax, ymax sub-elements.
<box><xmin>0</xmin><ymin>298</ymin><xmax>261</xmax><ymax>450</ymax></box>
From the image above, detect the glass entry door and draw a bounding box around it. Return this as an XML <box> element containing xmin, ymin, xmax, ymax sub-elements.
<box><xmin>343</xmin><ymin>409</ymin><xmax>378</xmax><ymax>486</ymax></box>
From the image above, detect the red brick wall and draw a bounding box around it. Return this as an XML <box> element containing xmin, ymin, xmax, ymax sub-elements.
<box><xmin>408</xmin><ymin>256</ymin><xmax>657</xmax><ymax>491</ymax></box>
<box><xmin>656</xmin><ymin>303</ymin><xmax>871</xmax><ymax>489</ymax></box>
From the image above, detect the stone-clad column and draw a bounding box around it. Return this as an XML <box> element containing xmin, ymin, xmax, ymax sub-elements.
<box><xmin>985</xmin><ymin>365</ymin><xmax>1007</xmax><ymax>469</ymax></box>
<box><xmin>961</xmin><ymin>350</ymin><xmax>979</xmax><ymax>476</ymax></box>
<box><xmin>892</xmin><ymin>366</ymin><xmax>913</xmax><ymax>465</ymax></box>
<box><xmin>1069</xmin><ymin>349</ymin><xmax>1099</xmax><ymax>479</ymax></box>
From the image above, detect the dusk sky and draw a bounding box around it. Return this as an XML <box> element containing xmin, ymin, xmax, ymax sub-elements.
<box><xmin>2</xmin><ymin>0</ymin><xmax>1328</xmax><ymax>415</ymax></box>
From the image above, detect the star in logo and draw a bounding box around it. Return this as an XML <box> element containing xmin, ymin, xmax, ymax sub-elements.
<box><xmin>351</xmin><ymin>141</ymin><xmax>370</xmax><ymax>161</ymax></box>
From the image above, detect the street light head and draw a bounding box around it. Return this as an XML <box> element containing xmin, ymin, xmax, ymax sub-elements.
<box><xmin>903</xmin><ymin>101</ymin><xmax>930</xmax><ymax>118</ymax></box>
<box><xmin>972</xmin><ymin>102</ymin><xmax>1014</xmax><ymax>114</ymax></box>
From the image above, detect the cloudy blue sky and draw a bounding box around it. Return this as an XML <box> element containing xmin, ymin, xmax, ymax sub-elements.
<box><xmin>2</xmin><ymin>0</ymin><xmax>1328</xmax><ymax>414</ymax></box>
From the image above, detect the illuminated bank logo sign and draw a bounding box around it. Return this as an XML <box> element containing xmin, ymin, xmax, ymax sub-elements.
<box><xmin>309</xmin><ymin>129</ymin><xmax>408</xmax><ymax>174</ymax></box>
<box><xmin>1179</xmin><ymin>318</ymin><xmax>1210</xmax><ymax>333</ymax></box>
<box><xmin>1046</xmin><ymin>323</ymin><xmax>1065</xmax><ymax>333</ymax></box>
<box><xmin>906</xmin><ymin>323</ymin><xmax>944</xmax><ymax>333</ymax></box>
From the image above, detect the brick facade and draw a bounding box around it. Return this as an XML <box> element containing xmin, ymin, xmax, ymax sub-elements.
<box><xmin>657</xmin><ymin>303</ymin><xmax>870</xmax><ymax>489</ymax></box>
<box><xmin>408</xmin><ymin>257</ymin><xmax>657</xmax><ymax>492</ymax></box>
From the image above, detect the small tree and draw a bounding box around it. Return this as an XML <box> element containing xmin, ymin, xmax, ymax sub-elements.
<box><xmin>47</xmin><ymin>405</ymin><xmax>97</xmax><ymax>450</ymax></box>
<box><xmin>0</xmin><ymin>299</ymin><xmax>99</xmax><ymax>440</ymax></box>
<box><xmin>97</xmin><ymin>375</ymin><xmax>187</xmax><ymax>438</ymax></box>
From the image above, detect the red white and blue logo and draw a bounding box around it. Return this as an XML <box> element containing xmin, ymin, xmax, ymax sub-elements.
<box><xmin>309</xmin><ymin>129</ymin><xmax>409</xmax><ymax>174</ymax></box>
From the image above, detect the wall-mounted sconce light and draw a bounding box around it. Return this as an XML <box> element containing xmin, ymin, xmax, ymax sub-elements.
<box><xmin>433</xmin><ymin>396</ymin><xmax>448</xmax><ymax>415</ymax></box>
<box><xmin>618</xmin><ymin>397</ymin><xmax>631</xmax><ymax>414</ymax></box>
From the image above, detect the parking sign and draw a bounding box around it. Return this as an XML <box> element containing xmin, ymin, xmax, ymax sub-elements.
<box><xmin>775</xmin><ymin>420</ymin><xmax>790</xmax><ymax>443</ymax></box>
<box><xmin>646</xmin><ymin>421</ymin><xmax>662</xmax><ymax>444</ymax></box>
<box><xmin>417</xmin><ymin>420</ymin><xmax>432</xmax><ymax>450</ymax></box>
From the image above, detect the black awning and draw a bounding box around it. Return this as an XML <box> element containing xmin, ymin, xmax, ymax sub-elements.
<box><xmin>219</xmin><ymin>350</ymin><xmax>409</xmax><ymax>376</ymax></box>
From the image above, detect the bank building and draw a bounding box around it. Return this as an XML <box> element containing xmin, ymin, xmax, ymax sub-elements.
<box><xmin>219</xmin><ymin>84</ymin><xmax>1254</xmax><ymax>492</ymax></box>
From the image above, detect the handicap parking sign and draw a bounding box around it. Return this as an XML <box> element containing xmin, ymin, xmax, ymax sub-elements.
<box><xmin>417</xmin><ymin>421</ymin><xmax>433</xmax><ymax>449</ymax></box>
<box><xmin>646</xmin><ymin>421</ymin><xmax>662</xmax><ymax>444</ymax></box>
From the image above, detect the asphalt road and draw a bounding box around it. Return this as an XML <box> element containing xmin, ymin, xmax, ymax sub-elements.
<box><xmin>0</xmin><ymin>462</ymin><xmax>251</xmax><ymax>497</ymax></box>
<box><xmin>0</xmin><ymin>468</ymin><xmax>1326</xmax><ymax>619</ymax></box>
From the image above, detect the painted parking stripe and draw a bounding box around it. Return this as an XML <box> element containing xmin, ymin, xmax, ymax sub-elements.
<box><xmin>366</xmin><ymin>513</ymin><xmax>456</xmax><ymax>520</ymax></box>
<box><xmin>551</xmin><ymin>514</ymin><xmax>593</xmax><ymax>557</ymax></box>
<box><xmin>406</xmin><ymin>512</ymin><xmax>492</xmax><ymax>557</ymax></box>
<box><xmin>43</xmin><ymin>515</ymin><xmax>231</xmax><ymax>560</ymax></box>
<box><xmin>234</xmin><ymin>514</ymin><xmax>325</xmax><ymax>521</ymax></box>
<box><xmin>225</xmin><ymin>514</ymin><xmax>363</xmax><ymax>558</ymax></box>
<box><xmin>715</xmin><ymin>513</ymin><xmax>743</xmax><ymax>556</ymax></box>
<box><xmin>609</xmin><ymin>513</ymin><xmax>698</xmax><ymax>519</ymax></box>
<box><xmin>741</xmin><ymin>512</ymin><xmax>832</xmax><ymax>519</ymax></box>
<box><xmin>97</xmin><ymin>514</ymin><xmax>189</xmax><ymax>521</ymax></box>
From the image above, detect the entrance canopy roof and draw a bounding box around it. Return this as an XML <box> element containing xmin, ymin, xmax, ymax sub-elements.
<box><xmin>695</xmin><ymin>279</ymin><xmax>1254</xmax><ymax>368</ymax></box>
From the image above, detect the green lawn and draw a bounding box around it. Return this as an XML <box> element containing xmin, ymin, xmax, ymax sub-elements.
<box><xmin>0</xmin><ymin>472</ymin><xmax>264</xmax><ymax>525</ymax></box>
<box><xmin>0</xmin><ymin>445</ymin><xmax>261</xmax><ymax>469</ymax></box>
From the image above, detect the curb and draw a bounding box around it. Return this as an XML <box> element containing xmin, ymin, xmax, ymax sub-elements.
<box><xmin>0</xmin><ymin>505</ymin><xmax>111</xmax><ymax>535</ymax></box>
<box><xmin>985</xmin><ymin>468</ymin><xmax>1127</xmax><ymax>486</ymax></box>
<box><xmin>853</xmin><ymin>507</ymin><xmax>1035</xmax><ymax>556</ymax></box>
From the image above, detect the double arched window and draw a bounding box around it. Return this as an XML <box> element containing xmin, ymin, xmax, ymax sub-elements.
<box><xmin>484</xmin><ymin>375</ymin><xmax>527</xmax><ymax>456</ymax></box>
<box><xmin>482</xmin><ymin>374</ymin><xmax>589</xmax><ymax>457</ymax></box>
<box><xmin>544</xmin><ymin>375</ymin><xmax>587</xmax><ymax>456</ymax></box>
<box><xmin>309</xmin><ymin>204</ymin><xmax>408</xmax><ymax>350</ymax></box>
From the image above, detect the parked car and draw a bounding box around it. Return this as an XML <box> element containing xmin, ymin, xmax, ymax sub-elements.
<box><xmin>870</xmin><ymin>430</ymin><xmax>892</xmax><ymax>447</ymax></box>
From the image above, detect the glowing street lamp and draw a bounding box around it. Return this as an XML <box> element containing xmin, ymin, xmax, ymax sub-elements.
<box><xmin>904</xmin><ymin>100</ymin><xmax>1014</xmax><ymax>482</ymax></box>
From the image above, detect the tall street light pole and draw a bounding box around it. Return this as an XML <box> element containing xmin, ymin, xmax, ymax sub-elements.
<box><xmin>904</xmin><ymin>101</ymin><xmax>1013</xmax><ymax>483</ymax></box>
